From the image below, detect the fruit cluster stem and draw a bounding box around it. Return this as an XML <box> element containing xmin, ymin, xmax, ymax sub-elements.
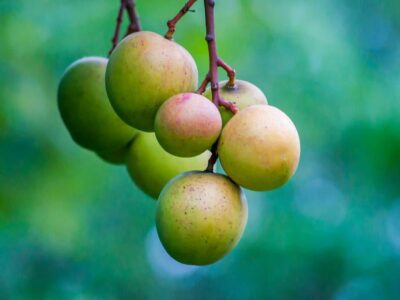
<box><xmin>201</xmin><ymin>0</ymin><xmax>237</xmax><ymax>113</ymax></box>
<box><xmin>165</xmin><ymin>0</ymin><xmax>198</xmax><ymax>40</ymax></box>
<box><xmin>203</xmin><ymin>0</ymin><xmax>238</xmax><ymax>172</ymax></box>
<box><xmin>164</xmin><ymin>0</ymin><xmax>239</xmax><ymax>172</ymax></box>
<box><xmin>217</xmin><ymin>58</ymin><xmax>236</xmax><ymax>87</ymax></box>
<box><xmin>125</xmin><ymin>0</ymin><xmax>141</xmax><ymax>34</ymax></box>
<box><xmin>109</xmin><ymin>0</ymin><xmax>141</xmax><ymax>56</ymax></box>
<box><xmin>206</xmin><ymin>142</ymin><xmax>219</xmax><ymax>172</ymax></box>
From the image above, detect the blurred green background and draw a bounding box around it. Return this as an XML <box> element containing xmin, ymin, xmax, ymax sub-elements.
<box><xmin>1</xmin><ymin>0</ymin><xmax>400</xmax><ymax>299</ymax></box>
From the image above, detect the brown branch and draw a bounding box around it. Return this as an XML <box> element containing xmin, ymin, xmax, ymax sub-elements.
<box><xmin>109</xmin><ymin>1</ymin><xmax>125</xmax><ymax>56</ymax></box>
<box><xmin>125</xmin><ymin>0</ymin><xmax>141</xmax><ymax>35</ymax></box>
<box><xmin>217</xmin><ymin>58</ymin><xmax>236</xmax><ymax>87</ymax></box>
<box><xmin>203</xmin><ymin>0</ymin><xmax>238</xmax><ymax>112</ymax></box>
<box><xmin>165</xmin><ymin>0</ymin><xmax>197</xmax><ymax>40</ymax></box>
<box><xmin>203</xmin><ymin>0</ymin><xmax>238</xmax><ymax>172</ymax></box>
<box><xmin>206</xmin><ymin>142</ymin><xmax>218</xmax><ymax>172</ymax></box>
<box><xmin>196</xmin><ymin>73</ymin><xmax>211</xmax><ymax>94</ymax></box>
<box><xmin>109</xmin><ymin>0</ymin><xmax>141</xmax><ymax>56</ymax></box>
<box><xmin>218</xmin><ymin>97</ymin><xmax>238</xmax><ymax>113</ymax></box>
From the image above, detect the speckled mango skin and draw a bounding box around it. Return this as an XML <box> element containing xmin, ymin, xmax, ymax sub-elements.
<box><xmin>126</xmin><ymin>133</ymin><xmax>211</xmax><ymax>199</ymax></box>
<box><xmin>156</xmin><ymin>171</ymin><xmax>248</xmax><ymax>266</ymax></box>
<box><xmin>204</xmin><ymin>80</ymin><xmax>268</xmax><ymax>126</ymax></box>
<box><xmin>58</xmin><ymin>57</ymin><xmax>137</xmax><ymax>151</ymax></box>
<box><xmin>218</xmin><ymin>105</ymin><xmax>300</xmax><ymax>191</ymax></box>
<box><xmin>106</xmin><ymin>31</ymin><xmax>198</xmax><ymax>132</ymax></box>
<box><xmin>155</xmin><ymin>93</ymin><xmax>222</xmax><ymax>157</ymax></box>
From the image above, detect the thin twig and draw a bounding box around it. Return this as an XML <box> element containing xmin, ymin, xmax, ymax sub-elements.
<box><xmin>109</xmin><ymin>1</ymin><xmax>126</xmax><ymax>56</ymax></box>
<box><xmin>203</xmin><ymin>0</ymin><xmax>237</xmax><ymax>112</ymax></box>
<box><xmin>109</xmin><ymin>0</ymin><xmax>141</xmax><ymax>56</ymax></box>
<box><xmin>165</xmin><ymin>0</ymin><xmax>197</xmax><ymax>40</ymax></box>
<box><xmin>217</xmin><ymin>58</ymin><xmax>236</xmax><ymax>87</ymax></box>
<box><xmin>203</xmin><ymin>0</ymin><xmax>238</xmax><ymax>172</ymax></box>
<box><xmin>196</xmin><ymin>73</ymin><xmax>211</xmax><ymax>94</ymax></box>
<box><xmin>125</xmin><ymin>0</ymin><xmax>141</xmax><ymax>35</ymax></box>
<box><xmin>206</xmin><ymin>142</ymin><xmax>218</xmax><ymax>172</ymax></box>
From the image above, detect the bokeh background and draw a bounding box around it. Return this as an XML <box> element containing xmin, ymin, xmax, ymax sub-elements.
<box><xmin>1</xmin><ymin>0</ymin><xmax>400</xmax><ymax>299</ymax></box>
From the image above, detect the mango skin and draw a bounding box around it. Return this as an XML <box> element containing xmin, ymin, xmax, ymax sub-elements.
<box><xmin>106</xmin><ymin>31</ymin><xmax>198</xmax><ymax>132</ymax></box>
<box><xmin>96</xmin><ymin>140</ymin><xmax>133</xmax><ymax>165</ymax></box>
<box><xmin>156</xmin><ymin>171</ymin><xmax>248</xmax><ymax>266</ymax></box>
<box><xmin>126</xmin><ymin>133</ymin><xmax>210</xmax><ymax>199</ymax></box>
<box><xmin>57</xmin><ymin>57</ymin><xmax>137</xmax><ymax>152</ymax></box>
<box><xmin>204</xmin><ymin>80</ymin><xmax>268</xmax><ymax>126</ymax></box>
<box><xmin>155</xmin><ymin>93</ymin><xmax>222</xmax><ymax>157</ymax></box>
<box><xmin>218</xmin><ymin>105</ymin><xmax>300</xmax><ymax>191</ymax></box>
